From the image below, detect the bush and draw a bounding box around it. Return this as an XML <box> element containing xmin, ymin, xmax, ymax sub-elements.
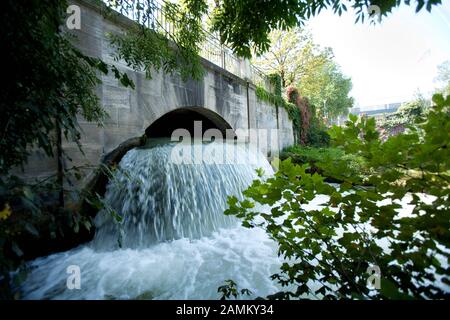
<box><xmin>307</xmin><ymin>126</ymin><xmax>331</xmax><ymax>147</ymax></box>
<box><xmin>0</xmin><ymin>173</ymin><xmax>94</xmax><ymax>299</ymax></box>
<box><xmin>286</xmin><ymin>86</ymin><xmax>312</xmax><ymax>145</ymax></box>
<box><xmin>226</xmin><ymin>94</ymin><xmax>450</xmax><ymax>300</ymax></box>
<box><xmin>280</xmin><ymin>146</ymin><xmax>367</xmax><ymax>182</ymax></box>
<box><xmin>377</xmin><ymin>96</ymin><xmax>430</xmax><ymax>138</ymax></box>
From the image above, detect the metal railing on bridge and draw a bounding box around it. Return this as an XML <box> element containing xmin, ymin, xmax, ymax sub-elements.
<box><xmin>105</xmin><ymin>0</ymin><xmax>269</xmax><ymax>89</ymax></box>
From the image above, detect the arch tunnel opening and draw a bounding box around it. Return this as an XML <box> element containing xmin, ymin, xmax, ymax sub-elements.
<box><xmin>81</xmin><ymin>108</ymin><xmax>237</xmax><ymax>220</ymax></box>
<box><xmin>145</xmin><ymin>107</ymin><xmax>236</xmax><ymax>140</ymax></box>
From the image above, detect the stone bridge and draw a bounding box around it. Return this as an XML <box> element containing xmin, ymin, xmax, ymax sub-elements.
<box><xmin>23</xmin><ymin>0</ymin><xmax>294</xmax><ymax>181</ymax></box>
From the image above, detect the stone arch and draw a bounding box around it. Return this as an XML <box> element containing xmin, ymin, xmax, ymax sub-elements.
<box><xmin>145</xmin><ymin>107</ymin><xmax>235</xmax><ymax>139</ymax></box>
<box><xmin>81</xmin><ymin>107</ymin><xmax>236</xmax><ymax>218</ymax></box>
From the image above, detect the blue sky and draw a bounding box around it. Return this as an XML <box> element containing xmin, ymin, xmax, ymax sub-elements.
<box><xmin>306</xmin><ymin>1</ymin><xmax>450</xmax><ymax>108</ymax></box>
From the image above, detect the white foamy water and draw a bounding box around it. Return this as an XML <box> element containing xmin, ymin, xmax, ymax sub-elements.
<box><xmin>20</xmin><ymin>226</ymin><xmax>282</xmax><ymax>300</ymax></box>
<box><xmin>18</xmin><ymin>141</ymin><xmax>284</xmax><ymax>299</ymax></box>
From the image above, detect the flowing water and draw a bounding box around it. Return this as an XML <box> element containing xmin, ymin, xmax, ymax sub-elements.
<box><xmin>18</xmin><ymin>140</ymin><xmax>285</xmax><ymax>299</ymax></box>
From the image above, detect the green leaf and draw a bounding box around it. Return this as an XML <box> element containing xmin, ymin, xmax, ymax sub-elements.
<box><xmin>432</xmin><ymin>93</ymin><xmax>444</xmax><ymax>106</ymax></box>
<box><xmin>380</xmin><ymin>278</ymin><xmax>414</xmax><ymax>300</ymax></box>
<box><xmin>256</xmin><ymin>168</ymin><xmax>265</xmax><ymax>177</ymax></box>
<box><xmin>120</xmin><ymin>73</ymin><xmax>135</xmax><ymax>89</ymax></box>
<box><xmin>240</xmin><ymin>199</ymin><xmax>254</xmax><ymax>209</ymax></box>
<box><xmin>96</xmin><ymin>60</ymin><xmax>109</xmax><ymax>74</ymax></box>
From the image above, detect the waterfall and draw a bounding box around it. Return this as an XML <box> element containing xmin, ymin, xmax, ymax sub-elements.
<box><xmin>18</xmin><ymin>140</ymin><xmax>284</xmax><ymax>299</ymax></box>
<box><xmin>93</xmin><ymin>140</ymin><xmax>272</xmax><ymax>249</ymax></box>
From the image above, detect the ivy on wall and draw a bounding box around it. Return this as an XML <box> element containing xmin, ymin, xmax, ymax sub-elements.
<box><xmin>255</xmin><ymin>86</ymin><xmax>292</xmax><ymax>109</ymax></box>
<box><xmin>287</xmin><ymin>86</ymin><xmax>312</xmax><ymax>145</ymax></box>
<box><xmin>255</xmin><ymin>74</ymin><xmax>302</xmax><ymax>144</ymax></box>
<box><xmin>267</xmin><ymin>73</ymin><xmax>283</xmax><ymax>97</ymax></box>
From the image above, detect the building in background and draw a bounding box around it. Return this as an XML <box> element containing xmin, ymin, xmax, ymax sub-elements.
<box><xmin>350</xmin><ymin>102</ymin><xmax>405</xmax><ymax>119</ymax></box>
<box><xmin>331</xmin><ymin>101</ymin><xmax>406</xmax><ymax>126</ymax></box>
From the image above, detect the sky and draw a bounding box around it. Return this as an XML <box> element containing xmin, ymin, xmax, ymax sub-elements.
<box><xmin>306</xmin><ymin>1</ymin><xmax>450</xmax><ymax>108</ymax></box>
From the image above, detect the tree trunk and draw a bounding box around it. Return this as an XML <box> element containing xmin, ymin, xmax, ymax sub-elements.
<box><xmin>280</xmin><ymin>70</ymin><xmax>286</xmax><ymax>88</ymax></box>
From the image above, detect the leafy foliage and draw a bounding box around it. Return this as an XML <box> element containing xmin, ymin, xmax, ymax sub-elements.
<box><xmin>105</xmin><ymin>0</ymin><xmax>207</xmax><ymax>81</ymax></box>
<box><xmin>286</xmin><ymin>87</ymin><xmax>331</xmax><ymax>147</ymax></box>
<box><xmin>0</xmin><ymin>170</ymin><xmax>94</xmax><ymax>299</ymax></box>
<box><xmin>254</xmin><ymin>84</ymin><xmax>303</xmax><ymax>140</ymax></box>
<box><xmin>218</xmin><ymin>280</ymin><xmax>252</xmax><ymax>300</ymax></box>
<box><xmin>0</xmin><ymin>0</ymin><xmax>134</xmax><ymax>298</ymax></box>
<box><xmin>377</xmin><ymin>96</ymin><xmax>430</xmax><ymax>137</ymax></box>
<box><xmin>298</xmin><ymin>60</ymin><xmax>353</xmax><ymax>122</ymax></box>
<box><xmin>255</xmin><ymin>80</ymin><xmax>322</xmax><ymax>148</ymax></box>
<box><xmin>211</xmin><ymin>0</ymin><xmax>442</xmax><ymax>58</ymax></box>
<box><xmin>306</xmin><ymin>120</ymin><xmax>331</xmax><ymax>147</ymax></box>
<box><xmin>268</xmin><ymin>73</ymin><xmax>283</xmax><ymax>97</ymax></box>
<box><xmin>255</xmin><ymin>86</ymin><xmax>291</xmax><ymax>111</ymax></box>
<box><xmin>0</xmin><ymin>1</ymin><xmax>98</xmax><ymax>172</ymax></box>
<box><xmin>280</xmin><ymin>146</ymin><xmax>367</xmax><ymax>182</ymax></box>
<box><xmin>0</xmin><ymin>0</ymin><xmax>135</xmax><ymax>174</ymax></box>
<box><xmin>225</xmin><ymin>93</ymin><xmax>450</xmax><ymax>299</ymax></box>
<box><xmin>253</xmin><ymin>28</ymin><xmax>331</xmax><ymax>88</ymax></box>
<box><xmin>287</xmin><ymin>87</ymin><xmax>312</xmax><ymax>144</ymax></box>
<box><xmin>255</xmin><ymin>81</ymin><xmax>321</xmax><ymax>149</ymax></box>
<box><xmin>253</xmin><ymin>27</ymin><xmax>353</xmax><ymax>121</ymax></box>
